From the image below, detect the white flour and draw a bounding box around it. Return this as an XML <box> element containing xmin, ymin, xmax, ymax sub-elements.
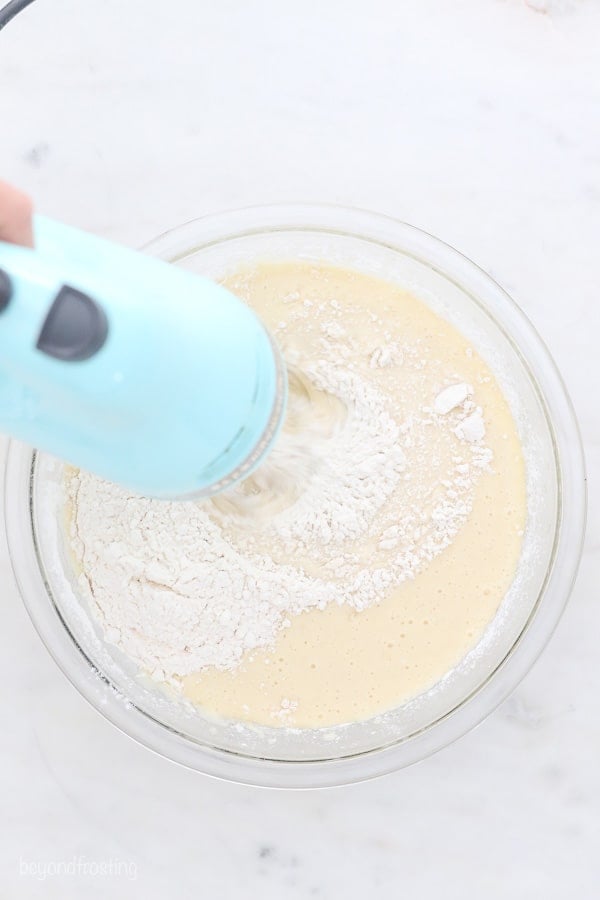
<box><xmin>67</xmin><ymin>342</ymin><xmax>492</xmax><ymax>685</ymax></box>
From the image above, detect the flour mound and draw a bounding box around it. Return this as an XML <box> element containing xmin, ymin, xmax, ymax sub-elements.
<box><xmin>68</xmin><ymin>357</ymin><xmax>491</xmax><ymax>683</ymax></box>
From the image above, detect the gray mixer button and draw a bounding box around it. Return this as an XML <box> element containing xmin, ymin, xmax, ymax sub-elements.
<box><xmin>0</xmin><ymin>268</ymin><xmax>12</xmax><ymax>311</ymax></box>
<box><xmin>37</xmin><ymin>285</ymin><xmax>108</xmax><ymax>361</ymax></box>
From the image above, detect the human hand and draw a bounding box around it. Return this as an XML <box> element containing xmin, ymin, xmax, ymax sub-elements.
<box><xmin>0</xmin><ymin>180</ymin><xmax>33</xmax><ymax>247</ymax></box>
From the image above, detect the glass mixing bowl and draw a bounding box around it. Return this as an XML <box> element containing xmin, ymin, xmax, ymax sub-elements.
<box><xmin>3</xmin><ymin>205</ymin><xmax>586</xmax><ymax>788</ymax></box>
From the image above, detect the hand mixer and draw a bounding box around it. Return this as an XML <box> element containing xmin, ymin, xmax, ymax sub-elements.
<box><xmin>0</xmin><ymin>217</ymin><xmax>287</xmax><ymax>499</ymax></box>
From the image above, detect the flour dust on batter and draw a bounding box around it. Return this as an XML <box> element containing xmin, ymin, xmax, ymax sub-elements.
<box><xmin>66</xmin><ymin>262</ymin><xmax>526</xmax><ymax>728</ymax></box>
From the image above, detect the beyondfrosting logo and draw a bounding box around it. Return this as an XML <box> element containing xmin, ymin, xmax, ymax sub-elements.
<box><xmin>19</xmin><ymin>855</ymin><xmax>138</xmax><ymax>881</ymax></box>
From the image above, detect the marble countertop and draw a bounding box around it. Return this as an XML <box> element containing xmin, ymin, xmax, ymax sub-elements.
<box><xmin>1</xmin><ymin>0</ymin><xmax>599</xmax><ymax>896</ymax></box>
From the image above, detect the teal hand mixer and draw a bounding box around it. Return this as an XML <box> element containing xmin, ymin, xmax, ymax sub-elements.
<box><xmin>0</xmin><ymin>217</ymin><xmax>287</xmax><ymax>499</ymax></box>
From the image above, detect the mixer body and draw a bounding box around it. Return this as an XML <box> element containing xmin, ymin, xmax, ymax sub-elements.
<box><xmin>0</xmin><ymin>217</ymin><xmax>286</xmax><ymax>498</ymax></box>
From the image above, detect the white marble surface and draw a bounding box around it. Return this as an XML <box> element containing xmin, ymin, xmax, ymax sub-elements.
<box><xmin>1</xmin><ymin>0</ymin><xmax>599</xmax><ymax>896</ymax></box>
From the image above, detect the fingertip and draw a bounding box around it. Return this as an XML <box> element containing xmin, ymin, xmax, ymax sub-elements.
<box><xmin>0</xmin><ymin>180</ymin><xmax>34</xmax><ymax>247</ymax></box>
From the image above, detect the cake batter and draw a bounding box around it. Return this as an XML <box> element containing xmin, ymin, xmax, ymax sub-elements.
<box><xmin>67</xmin><ymin>262</ymin><xmax>526</xmax><ymax>728</ymax></box>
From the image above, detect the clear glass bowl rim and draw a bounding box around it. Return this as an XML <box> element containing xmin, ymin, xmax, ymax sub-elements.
<box><xmin>3</xmin><ymin>203</ymin><xmax>587</xmax><ymax>788</ymax></box>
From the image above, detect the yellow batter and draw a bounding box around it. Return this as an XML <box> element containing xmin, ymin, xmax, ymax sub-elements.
<box><xmin>182</xmin><ymin>262</ymin><xmax>526</xmax><ymax>727</ymax></box>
